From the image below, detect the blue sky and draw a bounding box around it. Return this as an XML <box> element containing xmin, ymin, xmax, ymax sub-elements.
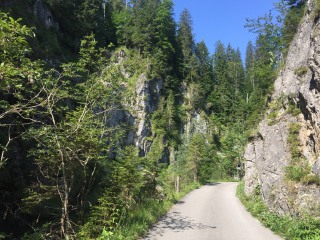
<box><xmin>173</xmin><ymin>0</ymin><xmax>276</xmax><ymax>59</ymax></box>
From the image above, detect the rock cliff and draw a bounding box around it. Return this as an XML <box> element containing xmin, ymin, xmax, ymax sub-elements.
<box><xmin>244</xmin><ymin>0</ymin><xmax>320</xmax><ymax>216</ymax></box>
<box><xmin>106</xmin><ymin>52</ymin><xmax>164</xmax><ymax>159</ymax></box>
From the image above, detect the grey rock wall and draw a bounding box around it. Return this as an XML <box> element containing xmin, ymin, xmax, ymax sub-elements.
<box><xmin>105</xmin><ymin>55</ymin><xmax>164</xmax><ymax>159</ymax></box>
<box><xmin>134</xmin><ymin>74</ymin><xmax>163</xmax><ymax>156</ymax></box>
<box><xmin>244</xmin><ymin>0</ymin><xmax>320</xmax><ymax>216</ymax></box>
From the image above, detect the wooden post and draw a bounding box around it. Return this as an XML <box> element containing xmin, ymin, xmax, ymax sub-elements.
<box><xmin>175</xmin><ymin>176</ymin><xmax>180</xmax><ymax>193</ymax></box>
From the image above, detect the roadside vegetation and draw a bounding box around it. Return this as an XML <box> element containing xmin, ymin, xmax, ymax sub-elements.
<box><xmin>237</xmin><ymin>182</ymin><xmax>320</xmax><ymax>240</ymax></box>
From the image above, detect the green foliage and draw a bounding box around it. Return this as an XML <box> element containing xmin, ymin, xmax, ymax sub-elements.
<box><xmin>267</xmin><ymin>95</ymin><xmax>301</xmax><ymax>125</ymax></box>
<box><xmin>20</xmin><ymin>36</ymin><xmax>123</xmax><ymax>239</ymax></box>
<box><xmin>45</xmin><ymin>0</ymin><xmax>114</xmax><ymax>44</ymax></box>
<box><xmin>294</xmin><ymin>66</ymin><xmax>308</xmax><ymax>77</ymax></box>
<box><xmin>286</xmin><ymin>164</ymin><xmax>310</xmax><ymax>181</ymax></box>
<box><xmin>285</xmin><ymin>122</ymin><xmax>312</xmax><ymax>183</ymax></box>
<box><xmin>111</xmin><ymin>147</ymin><xmax>147</xmax><ymax>207</ymax></box>
<box><xmin>151</xmin><ymin>92</ymin><xmax>180</xmax><ymax>148</ymax></box>
<box><xmin>237</xmin><ymin>182</ymin><xmax>320</xmax><ymax>240</ymax></box>
<box><xmin>111</xmin><ymin>181</ymin><xmax>200</xmax><ymax>240</ymax></box>
<box><xmin>78</xmin><ymin>191</ymin><xmax>122</xmax><ymax>239</ymax></box>
<box><xmin>288</xmin><ymin>122</ymin><xmax>302</xmax><ymax>160</ymax></box>
<box><xmin>0</xmin><ymin>12</ymin><xmax>33</xmax><ymax>62</ymax></box>
<box><xmin>287</xmin><ymin>102</ymin><xmax>301</xmax><ymax>116</ymax></box>
<box><xmin>186</xmin><ymin>133</ymin><xmax>207</xmax><ymax>182</ymax></box>
<box><xmin>302</xmin><ymin>174</ymin><xmax>320</xmax><ymax>185</ymax></box>
<box><xmin>312</xmin><ymin>0</ymin><xmax>320</xmax><ymax>19</ymax></box>
<box><xmin>283</xmin><ymin>1</ymin><xmax>306</xmax><ymax>51</ymax></box>
<box><xmin>0</xmin><ymin>0</ymin><xmax>313</xmax><ymax>238</ymax></box>
<box><xmin>267</xmin><ymin>99</ymin><xmax>282</xmax><ymax>125</ymax></box>
<box><xmin>177</xmin><ymin>8</ymin><xmax>196</xmax><ymax>82</ymax></box>
<box><xmin>195</xmin><ymin>41</ymin><xmax>214</xmax><ymax>98</ymax></box>
<box><xmin>35</xmin><ymin>28</ymin><xmax>62</xmax><ymax>57</ymax></box>
<box><xmin>0</xmin><ymin>232</ymin><xmax>7</xmax><ymax>240</ymax></box>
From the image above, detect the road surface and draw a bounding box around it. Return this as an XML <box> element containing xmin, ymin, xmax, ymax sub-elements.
<box><xmin>143</xmin><ymin>182</ymin><xmax>282</xmax><ymax>240</ymax></box>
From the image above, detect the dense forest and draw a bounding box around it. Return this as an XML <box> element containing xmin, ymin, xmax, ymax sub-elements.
<box><xmin>0</xmin><ymin>0</ymin><xmax>305</xmax><ymax>239</ymax></box>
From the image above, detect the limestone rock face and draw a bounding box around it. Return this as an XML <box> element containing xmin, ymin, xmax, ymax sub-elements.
<box><xmin>244</xmin><ymin>0</ymin><xmax>320</xmax><ymax>216</ymax></box>
<box><xmin>105</xmin><ymin>52</ymin><xmax>165</xmax><ymax>160</ymax></box>
<box><xmin>184</xmin><ymin>111</ymin><xmax>209</xmax><ymax>140</ymax></box>
<box><xmin>134</xmin><ymin>74</ymin><xmax>163</xmax><ymax>156</ymax></box>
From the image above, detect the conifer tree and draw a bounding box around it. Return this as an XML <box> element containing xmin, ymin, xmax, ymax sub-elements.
<box><xmin>195</xmin><ymin>41</ymin><xmax>214</xmax><ymax>97</ymax></box>
<box><xmin>131</xmin><ymin>0</ymin><xmax>160</xmax><ymax>54</ymax></box>
<box><xmin>153</xmin><ymin>0</ymin><xmax>177</xmax><ymax>74</ymax></box>
<box><xmin>209</xmin><ymin>41</ymin><xmax>230</xmax><ymax>120</ymax></box>
<box><xmin>177</xmin><ymin>9</ymin><xmax>195</xmax><ymax>80</ymax></box>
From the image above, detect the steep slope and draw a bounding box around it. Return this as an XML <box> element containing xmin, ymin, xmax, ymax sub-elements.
<box><xmin>244</xmin><ymin>0</ymin><xmax>320</xmax><ymax>216</ymax></box>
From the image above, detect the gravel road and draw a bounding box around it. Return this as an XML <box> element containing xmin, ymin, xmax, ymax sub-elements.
<box><xmin>143</xmin><ymin>182</ymin><xmax>282</xmax><ymax>240</ymax></box>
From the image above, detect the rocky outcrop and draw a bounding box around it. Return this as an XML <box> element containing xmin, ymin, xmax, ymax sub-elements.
<box><xmin>244</xmin><ymin>0</ymin><xmax>320</xmax><ymax>216</ymax></box>
<box><xmin>184</xmin><ymin>111</ymin><xmax>209</xmax><ymax>141</ymax></box>
<box><xmin>181</xmin><ymin>82</ymin><xmax>210</xmax><ymax>142</ymax></box>
<box><xmin>106</xmin><ymin>73</ymin><xmax>163</xmax><ymax>158</ymax></box>
<box><xmin>105</xmin><ymin>50</ymin><xmax>164</xmax><ymax>159</ymax></box>
<box><xmin>134</xmin><ymin>74</ymin><xmax>163</xmax><ymax>156</ymax></box>
<box><xmin>34</xmin><ymin>0</ymin><xmax>59</xmax><ymax>30</ymax></box>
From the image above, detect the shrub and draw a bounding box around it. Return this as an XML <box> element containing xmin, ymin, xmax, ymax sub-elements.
<box><xmin>287</xmin><ymin>103</ymin><xmax>301</xmax><ymax>116</ymax></box>
<box><xmin>285</xmin><ymin>164</ymin><xmax>310</xmax><ymax>181</ymax></box>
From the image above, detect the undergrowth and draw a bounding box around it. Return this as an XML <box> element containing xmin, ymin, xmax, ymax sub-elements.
<box><xmin>109</xmin><ymin>182</ymin><xmax>201</xmax><ymax>240</ymax></box>
<box><xmin>237</xmin><ymin>182</ymin><xmax>320</xmax><ymax>240</ymax></box>
<box><xmin>285</xmin><ymin>122</ymin><xmax>311</xmax><ymax>182</ymax></box>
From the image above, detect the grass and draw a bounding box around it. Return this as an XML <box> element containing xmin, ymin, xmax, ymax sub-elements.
<box><xmin>237</xmin><ymin>182</ymin><xmax>320</xmax><ymax>240</ymax></box>
<box><xmin>287</xmin><ymin>103</ymin><xmax>301</xmax><ymax>117</ymax></box>
<box><xmin>110</xmin><ymin>182</ymin><xmax>201</xmax><ymax>240</ymax></box>
<box><xmin>302</xmin><ymin>174</ymin><xmax>320</xmax><ymax>185</ymax></box>
<box><xmin>285</xmin><ymin>122</ymin><xmax>313</xmax><ymax>183</ymax></box>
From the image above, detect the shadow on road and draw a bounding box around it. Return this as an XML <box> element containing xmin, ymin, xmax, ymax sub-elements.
<box><xmin>143</xmin><ymin>211</ymin><xmax>216</xmax><ymax>239</ymax></box>
<box><xmin>205</xmin><ymin>182</ymin><xmax>221</xmax><ymax>186</ymax></box>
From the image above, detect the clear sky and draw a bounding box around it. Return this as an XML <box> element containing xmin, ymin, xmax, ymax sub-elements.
<box><xmin>173</xmin><ymin>0</ymin><xmax>277</xmax><ymax>59</ymax></box>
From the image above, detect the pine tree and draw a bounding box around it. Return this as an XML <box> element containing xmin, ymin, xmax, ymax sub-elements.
<box><xmin>245</xmin><ymin>41</ymin><xmax>255</xmax><ymax>73</ymax></box>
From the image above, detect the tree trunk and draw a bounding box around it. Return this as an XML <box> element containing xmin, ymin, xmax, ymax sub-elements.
<box><xmin>60</xmin><ymin>161</ymin><xmax>73</xmax><ymax>240</ymax></box>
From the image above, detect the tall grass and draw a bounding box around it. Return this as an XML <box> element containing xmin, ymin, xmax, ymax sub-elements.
<box><xmin>110</xmin><ymin>182</ymin><xmax>201</xmax><ymax>240</ymax></box>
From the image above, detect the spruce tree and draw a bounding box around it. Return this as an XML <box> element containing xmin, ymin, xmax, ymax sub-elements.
<box><xmin>195</xmin><ymin>40</ymin><xmax>214</xmax><ymax>98</ymax></box>
<box><xmin>177</xmin><ymin>8</ymin><xmax>195</xmax><ymax>80</ymax></box>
